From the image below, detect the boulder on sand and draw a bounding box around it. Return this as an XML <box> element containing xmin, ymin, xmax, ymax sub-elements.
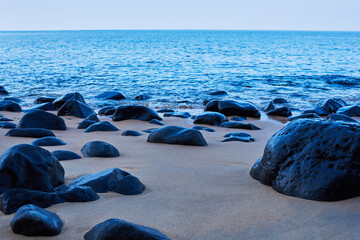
<box><xmin>6</xmin><ymin>128</ymin><xmax>55</xmax><ymax>138</ymax></box>
<box><xmin>112</xmin><ymin>105</ymin><xmax>162</xmax><ymax>122</ymax></box>
<box><xmin>52</xmin><ymin>150</ymin><xmax>81</xmax><ymax>161</ymax></box>
<box><xmin>204</xmin><ymin>100</ymin><xmax>261</xmax><ymax>118</ymax></box>
<box><xmin>53</xmin><ymin>92</ymin><xmax>86</xmax><ymax>109</ymax></box>
<box><xmin>81</xmin><ymin>141</ymin><xmax>120</xmax><ymax>157</ymax></box>
<box><xmin>193</xmin><ymin>112</ymin><xmax>228</xmax><ymax>126</ymax></box>
<box><xmin>84</xmin><ymin>121</ymin><xmax>119</xmax><ymax>133</ymax></box>
<box><xmin>18</xmin><ymin>109</ymin><xmax>66</xmax><ymax>130</ymax></box>
<box><xmin>0</xmin><ymin>100</ymin><xmax>22</xmax><ymax>112</ymax></box>
<box><xmin>31</xmin><ymin>137</ymin><xmax>66</xmax><ymax>146</ymax></box>
<box><xmin>57</xmin><ymin>100</ymin><xmax>95</xmax><ymax>118</ymax></box>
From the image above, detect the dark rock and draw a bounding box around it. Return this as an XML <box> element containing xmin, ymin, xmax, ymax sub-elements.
<box><xmin>143</xmin><ymin>128</ymin><xmax>158</xmax><ymax>133</ymax></box>
<box><xmin>85</xmin><ymin>114</ymin><xmax>100</xmax><ymax>122</ymax></box>
<box><xmin>84</xmin><ymin>218</ymin><xmax>170</xmax><ymax>240</ymax></box>
<box><xmin>135</xmin><ymin>93</ymin><xmax>151</xmax><ymax>100</ymax></box>
<box><xmin>220</xmin><ymin>122</ymin><xmax>261</xmax><ymax>130</ymax></box>
<box><xmin>250</xmin><ymin>119</ymin><xmax>360</xmax><ymax>201</ymax></box>
<box><xmin>55</xmin><ymin>185</ymin><xmax>99</xmax><ymax>202</ymax></box>
<box><xmin>0</xmin><ymin>100</ymin><xmax>22</xmax><ymax>112</ymax></box>
<box><xmin>264</xmin><ymin>101</ymin><xmax>275</xmax><ymax>112</ymax></box>
<box><xmin>157</xmin><ymin>108</ymin><xmax>175</xmax><ymax>113</ymax></box>
<box><xmin>304</xmin><ymin>98</ymin><xmax>347</xmax><ymax>116</ymax></box>
<box><xmin>149</xmin><ymin>119</ymin><xmax>165</xmax><ymax>126</ymax></box>
<box><xmin>190</xmin><ymin>115</ymin><xmax>196</xmax><ymax>119</ymax></box>
<box><xmin>204</xmin><ymin>100</ymin><xmax>261</xmax><ymax>118</ymax></box>
<box><xmin>6</xmin><ymin>128</ymin><xmax>55</xmax><ymax>138</ymax></box>
<box><xmin>81</xmin><ymin>141</ymin><xmax>120</xmax><ymax>157</ymax></box>
<box><xmin>58</xmin><ymin>100</ymin><xmax>95</xmax><ymax>118</ymax></box>
<box><xmin>105</xmin><ymin>108</ymin><xmax>116</xmax><ymax>116</ymax></box>
<box><xmin>0</xmin><ymin>86</ymin><xmax>9</xmax><ymax>95</ymax></box>
<box><xmin>193</xmin><ymin>112</ymin><xmax>228</xmax><ymax>126</ymax></box>
<box><xmin>230</xmin><ymin>116</ymin><xmax>247</xmax><ymax>121</ymax></box>
<box><xmin>78</xmin><ymin>120</ymin><xmax>96</xmax><ymax>129</ymax></box>
<box><xmin>27</xmin><ymin>102</ymin><xmax>56</xmax><ymax>111</ymax></box>
<box><xmin>272</xmin><ymin>98</ymin><xmax>288</xmax><ymax>104</ymax></box>
<box><xmin>223</xmin><ymin>132</ymin><xmax>254</xmax><ymax>142</ymax></box>
<box><xmin>0</xmin><ymin>122</ymin><xmax>16</xmax><ymax>129</ymax></box>
<box><xmin>52</xmin><ymin>150</ymin><xmax>81</xmax><ymax>161</ymax></box>
<box><xmin>222</xmin><ymin>136</ymin><xmax>252</xmax><ymax>142</ymax></box>
<box><xmin>53</xmin><ymin>92</ymin><xmax>86</xmax><ymax>109</ymax></box>
<box><xmin>71</xmin><ymin>168</ymin><xmax>145</xmax><ymax>195</ymax></box>
<box><xmin>98</xmin><ymin>106</ymin><xmax>115</xmax><ymax>115</ymax></box>
<box><xmin>18</xmin><ymin>109</ymin><xmax>66</xmax><ymax>130</ymax></box>
<box><xmin>192</xmin><ymin>126</ymin><xmax>215</xmax><ymax>132</ymax></box>
<box><xmin>122</xmin><ymin>130</ymin><xmax>142</xmax><ymax>136</ymax></box>
<box><xmin>163</xmin><ymin>111</ymin><xmax>191</xmax><ymax>119</ymax></box>
<box><xmin>289</xmin><ymin>113</ymin><xmax>321</xmax><ymax>121</ymax></box>
<box><xmin>112</xmin><ymin>105</ymin><xmax>162</xmax><ymax>122</ymax></box>
<box><xmin>32</xmin><ymin>137</ymin><xmax>66</xmax><ymax>146</ymax></box>
<box><xmin>337</xmin><ymin>106</ymin><xmax>360</xmax><ymax>117</ymax></box>
<box><xmin>35</xmin><ymin>96</ymin><xmax>56</xmax><ymax>104</ymax></box>
<box><xmin>4</xmin><ymin>97</ymin><xmax>22</xmax><ymax>103</ymax></box>
<box><xmin>96</xmin><ymin>91</ymin><xmax>126</xmax><ymax>100</ymax></box>
<box><xmin>10</xmin><ymin>204</ymin><xmax>63</xmax><ymax>236</ymax></box>
<box><xmin>0</xmin><ymin>144</ymin><xmax>64</xmax><ymax>194</ymax></box>
<box><xmin>210</xmin><ymin>90</ymin><xmax>227</xmax><ymax>96</ymax></box>
<box><xmin>84</xmin><ymin>121</ymin><xmax>119</xmax><ymax>133</ymax></box>
<box><xmin>266</xmin><ymin>107</ymin><xmax>292</xmax><ymax>117</ymax></box>
<box><xmin>327</xmin><ymin>113</ymin><xmax>358</xmax><ymax>123</ymax></box>
<box><xmin>147</xmin><ymin>126</ymin><xmax>207</xmax><ymax>146</ymax></box>
<box><xmin>0</xmin><ymin>117</ymin><xmax>13</xmax><ymax>121</ymax></box>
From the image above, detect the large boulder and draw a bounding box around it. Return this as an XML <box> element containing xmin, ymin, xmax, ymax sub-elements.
<box><xmin>10</xmin><ymin>204</ymin><xmax>63</xmax><ymax>236</ymax></box>
<box><xmin>6</xmin><ymin>128</ymin><xmax>55</xmax><ymax>138</ymax></box>
<box><xmin>95</xmin><ymin>91</ymin><xmax>126</xmax><ymax>100</ymax></box>
<box><xmin>84</xmin><ymin>219</ymin><xmax>170</xmax><ymax>240</ymax></box>
<box><xmin>0</xmin><ymin>100</ymin><xmax>22</xmax><ymax>112</ymax></box>
<box><xmin>147</xmin><ymin>126</ymin><xmax>207</xmax><ymax>146</ymax></box>
<box><xmin>193</xmin><ymin>112</ymin><xmax>228</xmax><ymax>126</ymax></box>
<box><xmin>112</xmin><ymin>105</ymin><xmax>162</xmax><ymax>122</ymax></box>
<box><xmin>71</xmin><ymin>168</ymin><xmax>145</xmax><ymax>195</ymax></box>
<box><xmin>53</xmin><ymin>92</ymin><xmax>86</xmax><ymax>109</ymax></box>
<box><xmin>336</xmin><ymin>106</ymin><xmax>360</xmax><ymax>117</ymax></box>
<box><xmin>84</xmin><ymin>121</ymin><xmax>119</xmax><ymax>133</ymax></box>
<box><xmin>0</xmin><ymin>144</ymin><xmax>64</xmax><ymax>194</ymax></box>
<box><xmin>204</xmin><ymin>100</ymin><xmax>260</xmax><ymax>118</ymax></box>
<box><xmin>18</xmin><ymin>109</ymin><xmax>66</xmax><ymax>130</ymax></box>
<box><xmin>81</xmin><ymin>141</ymin><xmax>120</xmax><ymax>157</ymax></box>
<box><xmin>57</xmin><ymin>100</ymin><xmax>95</xmax><ymax>118</ymax></box>
<box><xmin>250</xmin><ymin>119</ymin><xmax>360</xmax><ymax>201</ymax></box>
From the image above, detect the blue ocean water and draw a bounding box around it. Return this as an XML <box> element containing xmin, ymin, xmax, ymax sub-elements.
<box><xmin>0</xmin><ymin>30</ymin><xmax>359</xmax><ymax>110</ymax></box>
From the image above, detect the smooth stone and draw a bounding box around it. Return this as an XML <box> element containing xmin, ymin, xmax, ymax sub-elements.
<box><xmin>112</xmin><ymin>105</ymin><xmax>162</xmax><ymax>122</ymax></box>
<box><xmin>135</xmin><ymin>93</ymin><xmax>151</xmax><ymax>100</ymax></box>
<box><xmin>4</xmin><ymin>97</ymin><xmax>22</xmax><ymax>103</ymax></box>
<box><xmin>272</xmin><ymin>98</ymin><xmax>288</xmax><ymax>104</ymax></box>
<box><xmin>147</xmin><ymin>126</ymin><xmax>207</xmax><ymax>146</ymax></box>
<box><xmin>220</xmin><ymin>122</ymin><xmax>261</xmax><ymax>130</ymax></box>
<box><xmin>0</xmin><ymin>117</ymin><xmax>13</xmax><ymax>121</ymax></box>
<box><xmin>84</xmin><ymin>218</ymin><xmax>170</xmax><ymax>240</ymax></box>
<box><xmin>84</xmin><ymin>121</ymin><xmax>119</xmax><ymax>133</ymax></box>
<box><xmin>98</xmin><ymin>106</ymin><xmax>115</xmax><ymax>115</ymax></box>
<box><xmin>230</xmin><ymin>116</ymin><xmax>247</xmax><ymax>121</ymax></box>
<box><xmin>192</xmin><ymin>126</ymin><xmax>215</xmax><ymax>132</ymax></box>
<box><xmin>204</xmin><ymin>100</ymin><xmax>261</xmax><ymax>118</ymax></box>
<box><xmin>18</xmin><ymin>109</ymin><xmax>66</xmax><ymax>130</ymax></box>
<box><xmin>0</xmin><ymin>86</ymin><xmax>9</xmax><ymax>95</ymax></box>
<box><xmin>250</xmin><ymin>119</ymin><xmax>360</xmax><ymax>201</ymax></box>
<box><xmin>210</xmin><ymin>90</ymin><xmax>228</xmax><ymax>96</ymax></box>
<box><xmin>264</xmin><ymin>101</ymin><xmax>275</xmax><ymax>112</ymax></box>
<box><xmin>71</xmin><ymin>168</ymin><xmax>145</xmax><ymax>195</ymax></box>
<box><xmin>223</xmin><ymin>132</ymin><xmax>254</xmax><ymax>142</ymax></box>
<box><xmin>6</xmin><ymin>128</ymin><xmax>55</xmax><ymax>138</ymax></box>
<box><xmin>32</xmin><ymin>137</ymin><xmax>66</xmax><ymax>146</ymax></box>
<box><xmin>221</xmin><ymin>136</ymin><xmax>253</xmax><ymax>142</ymax></box>
<box><xmin>193</xmin><ymin>112</ymin><xmax>228</xmax><ymax>126</ymax></box>
<box><xmin>0</xmin><ymin>100</ymin><xmax>22</xmax><ymax>112</ymax></box>
<box><xmin>327</xmin><ymin>113</ymin><xmax>358</xmax><ymax>123</ymax></box>
<box><xmin>85</xmin><ymin>114</ymin><xmax>100</xmax><ymax>122</ymax></box>
<box><xmin>289</xmin><ymin>113</ymin><xmax>321</xmax><ymax>121</ymax></box>
<box><xmin>53</xmin><ymin>92</ymin><xmax>86</xmax><ymax>109</ymax></box>
<box><xmin>156</xmin><ymin>108</ymin><xmax>175</xmax><ymax>113</ymax></box>
<box><xmin>143</xmin><ymin>128</ymin><xmax>158</xmax><ymax>133</ymax></box>
<box><xmin>304</xmin><ymin>98</ymin><xmax>346</xmax><ymax>116</ymax></box>
<box><xmin>52</xmin><ymin>150</ymin><xmax>81</xmax><ymax>161</ymax></box>
<box><xmin>96</xmin><ymin>91</ymin><xmax>126</xmax><ymax>100</ymax></box>
<box><xmin>266</xmin><ymin>107</ymin><xmax>292</xmax><ymax>117</ymax></box>
<box><xmin>27</xmin><ymin>102</ymin><xmax>56</xmax><ymax>111</ymax></box>
<box><xmin>149</xmin><ymin>119</ymin><xmax>165</xmax><ymax>126</ymax></box>
<box><xmin>58</xmin><ymin>100</ymin><xmax>95</xmax><ymax>118</ymax></box>
<box><xmin>122</xmin><ymin>130</ymin><xmax>142</xmax><ymax>136</ymax></box>
<box><xmin>55</xmin><ymin>185</ymin><xmax>99</xmax><ymax>202</ymax></box>
<box><xmin>163</xmin><ymin>111</ymin><xmax>191</xmax><ymax>119</ymax></box>
<box><xmin>0</xmin><ymin>122</ymin><xmax>16</xmax><ymax>129</ymax></box>
<box><xmin>81</xmin><ymin>141</ymin><xmax>120</xmax><ymax>157</ymax></box>
<box><xmin>337</xmin><ymin>105</ymin><xmax>360</xmax><ymax>117</ymax></box>
<box><xmin>0</xmin><ymin>144</ymin><xmax>64</xmax><ymax>194</ymax></box>
<box><xmin>104</xmin><ymin>108</ymin><xmax>116</xmax><ymax>116</ymax></box>
<box><xmin>78</xmin><ymin>120</ymin><xmax>96</xmax><ymax>129</ymax></box>
<box><xmin>10</xmin><ymin>204</ymin><xmax>63</xmax><ymax>236</ymax></box>
<box><xmin>35</xmin><ymin>96</ymin><xmax>56</xmax><ymax>104</ymax></box>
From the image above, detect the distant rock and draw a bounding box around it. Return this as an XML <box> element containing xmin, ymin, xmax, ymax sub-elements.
<box><xmin>272</xmin><ymin>98</ymin><xmax>288</xmax><ymax>104</ymax></box>
<box><xmin>71</xmin><ymin>168</ymin><xmax>145</xmax><ymax>195</ymax></box>
<box><xmin>4</xmin><ymin>97</ymin><xmax>22</xmax><ymax>103</ymax></box>
<box><xmin>193</xmin><ymin>112</ymin><xmax>228</xmax><ymax>126</ymax></box>
<box><xmin>192</xmin><ymin>126</ymin><xmax>215</xmax><ymax>132</ymax></box>
<box><xmin>304</xmin><ymin>98</ymin><xmax>346</xmax><ymax>116</ymax></box>
<box><xmin>112</xmin><ymin>105</ymin><xmax>162</xmax><ymax>122</ymax></box>
<box><xmin>163</xmin><ymin>111</ymin><xmax>191</xmax><ymax>119</ymax></box>
<box><xmin>6</xmin><ymin>128</ymin><xmax>55</xmax><ymax>138</ymax></box>
<box><xmin>35</xmin><ymin>96</ymin><xmax>56</xmax><ymax>104</ymax></box>
<box><xmin>149</xmin><ymin>119</ymin><xmax>165</xmax><ymax>126</ymax></box>
<box><xmin>289</xmin><ymin>113</ymin><xmax>321</xmax><ymax>121</ymax></box>
<box><xmin>58</xmin><ymin>100</ymin><xmax>95</xmax><ymax>118</ymax></box>
<box><xmin>143</xmin><ymin>128</ymin><xmax>158</xmax><ymax>133</ymax></box>
<box><xmin>81</xmin><ymin>141</ymin><xmax>120</xmax><ymax>157</ymax></box>
<box><xmin>27</xmin><ymin>102</ymin><xmax>56</xmax><ymax>111</ymax></box>
<box><xmin>84</xmin><ymin>218</ymin><xmax>170</xmax><ymax>240</ymax></box>
<box><xmin>230</xmin><ymin>116</ymin><xmax>246</xmax><ymax>121</ymax></box>
<box><xmin>96</xmin><ymin>91</ymin><xmax>126</xmax><ymax>100</ymax></box>
<box><xmin>0</xmin><ymin>86</ymin><xmax>9</xmax><ymax>95</ymax></box>
<box><xmin>327</xmin><ymin>113</ymin><xmax>358</xmax><ymax>123</ymax></box>
<box><xmin>18</xmin><ymin>109</ymin><xmax>66</xmax><ymax>130</ymax></box>
<box><xmin>78</xmin><ymin>120</ymin><xmax>96</xmax><ymax>129</ymax></box>
<box><xmin>266</xmin><ymin>107</ymin><xmax>292</xmax><ymax>117</ymax></box>
<box><xmin>204</xmin><ymin>100</ymin><xmax>261</xmax><ymax>118</ymax></box>
<box><xmin>84</xmin><ymin>121</ymin><xmax>119</xmax><ymax>133</ymax></box>
<box><xmin>223</xmin><ymin>132</ymin><xmax>254</xmax><ymax>142</ymax></box>
<box><xmin>122</xmin><ymin>130</ymin><xmax>142</xmax><ymax>136</ymax></box>
<box><xmin>337</xmin><ymin>106</ymin><xmax>360</xmax><ymax>117</ymax></box>
<box><xmin>220</xmin><ymin>122</ymin><xmax>261</xmax><ymax>130</ymax></box>
<box><xmin>0</xmin><ymin>122</ymin><xmax>16</xmax><ymax>129</ymax></box>
<box><xmin>53</xmin><ymin>92</ymin><xmax>86</xmax><ymax>109</ymax></box>
<box><xmin>147</xmin><ymin>126</ymin><xmax>207</xmax><ymax>146</ymax></box>
<box><xmin>105</xmin><ymin>108</ymin><xmax>116</xmax><ymax>116</ymax></box>
<box><xmin>52</xmin><ymin>150</ymin><xmax>81</xmax><ymax>161</ymax></box>
<box><xmin>85</xmin><ymin>114</ymin><xmax>100</xmax><ymax>122</ymax></box>
<box><xmin>0</xmin><ymin>100</ymin><xmax>22</xmax><ymax>112</ymax></box>
<box><xmin>157</xmin><ymin>108</ymin><xmax>175</xmax><ymax>113</ymax></box>
<box><xmin>32</xmin><ymin>137</ymin><xmax>66</xmax><ymax>146</ymax></box>
<box><xmin>209</xmin><ymin>90</ymin><xmax>228</xmax><ymax>96</ymax></box>
<box><xmin>10</xmin><ymin>205</ymin><xmax>63</xmax><ymax>236</ymax></box>
<box><xmin>135</xmin><ymin>93</ymin><xmax>151</xmax><ymax>100</ymax></box>
<box><xmin>98</xmin><ymin>106</ymin><xmax>115</xmax><ymax>115</ymax></box>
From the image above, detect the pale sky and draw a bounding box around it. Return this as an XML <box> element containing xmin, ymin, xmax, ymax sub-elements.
<box><xmin>0</xmin><ymin>0</ymin><xmax>359</xmax><ymax>31</ymax></box>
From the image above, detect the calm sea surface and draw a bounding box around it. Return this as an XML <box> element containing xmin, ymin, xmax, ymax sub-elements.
<box><xmin>0</xmin><ymin>30</ymin><xmax>359</xmax><ymax>110</ymax></box>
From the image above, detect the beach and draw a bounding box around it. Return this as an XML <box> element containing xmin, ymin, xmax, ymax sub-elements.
<box><xmin>0</xmin><ymin>111</ymin><xmax>359</xmax><ymax>240</ymax></box>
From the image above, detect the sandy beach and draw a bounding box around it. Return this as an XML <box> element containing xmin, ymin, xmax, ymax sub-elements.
<box><xmin>0</xmin><ymin>111</ymin><xmax>359</xmax><ymax>240</ymax></box>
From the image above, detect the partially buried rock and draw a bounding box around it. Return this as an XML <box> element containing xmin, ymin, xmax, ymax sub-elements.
<box><xmin>205</xmin><ymin>100</ymin><xmax>261</xmax><ymax>118</ymax></box>
<box><xmin>0</xmin><ymin>122</ymin><xmax>16</xmax><ymax>129</ymax></box>
<box><xmin>84</xmin><ymin>218</ymin><xmax>170</xmax><ymax>240</ymax></box>
<box><xmin>250</xmin><ymin>119</ymin><xmax>360</xmax><ymax>201</ymax></box>
<box><xmin>81</xmin><ymin>141</ymin><xmax>120</xmax><ymax>157</ymax></box>
<box><xmin>53</xmin><ymin>92</ymin><xmax>86</xmax><ymax>109</ymax></box>
<box><xmin>289</xmin><ymin>113</ymin><xmax>321</xmax><ymax>121</ymax></box>
<box><xmin>163</xmin><ymin>111</ymin><xmax>191</xmax><ymax>119</ymax></box>
<box><xmin>266</xmin><ymin>107</ymin><xmax>292</xmax><ymax>117</ymax></box>
<box><xmin>327</xmin><ymin>113</ymin><xmax>358</xmax><ymax>123</ymax></box>
<box><xmin>27</xmin><ymin>102</ymin><xmax>56</xmax><ymax>111</ymax></box>
<box><xmin>0</xmin><ymin>100</ymin><xmax>22</xmax><ymax>112</ymax></box>
<box><xmin>122</xmin><ymin>130</ymin><xmax>142</xmax><ymax>136</ymax></box>
<box><xmin>192</xmin><ymin>126</ymin><xmax>215</xmax><ymax>132</ymax></box>
<box><xmin>112</xmin><ymin>105</ymin><xmax>162</xmax><ymax>122</ymax></box>
<box><xmin>10</xmin><ymin>204</ymin><xmax>63</xmax><ymax>237</ymax></box>
<box><xmin>58</xmin><ymin>100</ymin><xmax>95</xmax><ymax>118</ymax></box>
<box><xmin>303</xmin><ymin>98</ymin><xmax>346</xmax><ymax>116</ymax></box>
<box><xmin>96</xmin><ymin>91</ymin><xmax>126</xmax><ymax>100</ymax></box>
<box><xmin>193</xmin><ymin>112</ymin><xmax>228</xmax><ymax>126</ymax></box>
<box><xmin>98</xmin><ymin>106</ymin><xmax>115</xmax><ymax>115</ymax></box>
<box><xmin>18</xmin><ymin>109</ymin><xmax>66</xmax><ymax>130</ymax></box>
<box><xmin>135</xmin><ymin>93</ymin><xmax>151</xmax><ymax>100</ymax></box>
<box><xmin>149</xmin><ymin>119</ymin><xmax>165</xmax><ymax>126</ymax></box>
<box><xmin>147</xmin><ymin>126</ymin><xmax>207</xmax><ymax>146</ymax></box>
<box><xmin>78</xmin><ymin>120</ymin><xmax>96</xmax><ymax>129</ymax></box>
<box><xmin>336</xmin><ymin>105</ymin><xmax>360</xmax><ymax>117</ymax></box>
<box><xmin>143</xmin><ymin>128</ymin><xmax>158</xmax><ymax>133</ymax></box>
<box><xmin>222</xmin><ymin>132</ymin><xmax>254</xmax><ymax>142</ymax></box>
<box><xmin>0</xmin><ymin>86</ymin><xmax>9</xmax><ymax>95</ymax></box>
<box><xmin>84</xmin><ymin>121</ymin><xmax>119</xmax><ymax>133</ymax></box>
<box><xmin>35</xmin><ymin>96</ymin><xmax>56</xmax><ymax>104</ymax></box>
<box><xmin>209</xmin><ymin>90</ymin><xmax>227</xmax><ymax>96</ymax></box>
<box><xmin>32</xmin><ymin>137</ymin><xmax>66</xmax><ymax>146</ymax></box>
<box><xmin>6</xmin><ymin>128</ymin><xmax>55</xmax><ymax>138</ymax></box>
<box><xmin>52</xmin><ymin>150</ymin><xmax>81</xmax><ymax>160</ymax></box>
<box><xmin>156</xmin><ymin>108</ymin><xmax>175</xmax><ymax>113</ymax></box>
<box><xmin>220</xmin><ymin>122</ymin><xmax>261</xmax><ymax>130</ymax></box>
<box><xmin>71</xmin><ymin>168</ymin><xmax>145</xmax><ymax>195</ymax></box>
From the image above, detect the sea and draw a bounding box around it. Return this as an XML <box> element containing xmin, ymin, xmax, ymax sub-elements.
<box><xmin>0</xmin><ymin>30</ymin><xmax>359</xmax><ymax>111</ymax></box>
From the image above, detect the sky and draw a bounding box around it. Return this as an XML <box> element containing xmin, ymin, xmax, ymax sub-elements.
<box><xmin>0</xmin><ymin>0</ymin><xmax>359</xmax><ymax>31</ymax></box>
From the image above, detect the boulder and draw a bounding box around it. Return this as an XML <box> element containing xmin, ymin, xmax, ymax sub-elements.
<box><xmin>0</xmin><ymin>144</ymin><xmax>64</xmax><ymax>194</ymax></box>
<box><xmin>71</xmin><ymin>168</ymin><xmax>145</xmax><ymax>195</ymax></box>
<box><xmin>35</xmin><ymin>96</ymin><xmax>56</xmax><ymax>104</ymax></box>
<box><xmin>18</xmin><ymin>109</ymin><xmax>66</xmax><ymax>130</ymax></box>
<box><xmin>4</xmin><ymin>97</ymin><xmax>22</xmax><ymax>103</ymax></box>
<box><xmin>98</xmin><ymin>106</ymin><xmax>115</xmax><ymax>115</ymax></box>
<box><xmin>78</xmin><ymin>120</ymin><xmax>96</xmax><ymax>129</ymax></box>
<box><xmin>304</xmin><ymin>98</ymin><xmax>346</xmax><ymax>116</ymax></box>
<box><xmin>84</xmin><ymin>121</ymin><xmax>119</xmax><ymax>133</ymax></box>
<box><xmin>10</xmin><ymin>204</ymin><xmax>63</xmax><ymax>236</ymax></box>
<box><xmin>58</xmin><ymin>100</ymin><xmax>95</xmax><ymax>118</ymax></box>
<box><xmin>147</xmin><ymin>126</ymin><xmax>207</xmax><ymax>146</ymax></box>
<box><xmin>220</xmin><ymin>122</ymin><xmax>261</xmax><ymax>130</ymax></box>
<box><xmin>223</xmin><ymin>132</ymin><xmax>254</xmax><ymax>142</ymax></box>
<box><xmin>112</xmin><ymin>106</ymin><xmax>162</xmax><ymax>122</ymax></box>
<box><xmin>0</xmin><ymin>122</ymin><xmax>16</xmax><ymax>129</ymax></box>
<box><xmin>135</xmin><ymin>93</ymin><xmax>151</xmax><ymax>100</ymax></box>
<box><xmin>163</xmin><ymin>111</ymin><xmax>191</xmax><ymax>119</ymax></box>
<box><xmin>32</xmin><ymin>137</ymin><xmax>66</xmax><ymax>146</ymax></box>
<box><xmin>272</xmin><ymin>98</ymin><xmax>288</xmax><ymax>104</ymax></box>
<box><xmin>105</xmin><ymin>108</ymin><xmax>116</xmax><ymax>116</ymax></box>
<box><xmin>27</xmin><ymin>102</ymin><xmax>56</xmax><ymax>111</ymax></box>
<box><xmin>149</xmin><ymin>119</ymin><xmax>165</xmax><ymax>126</ymax></box>
<box><xmin>96</xmin><ymin>91</ymin><xmax>126</xmax><ymax>100</ymax></box>
<box><xmin>192</xmin><ymin>126</ymin><xmax>215</xmax><ymax>132</ymax></box>
<box><xmin>327</xmin><ymin>113</ymin><xmax>358</xmax><ymax>123</ymax></box>
<box><xmin>250</xmin><ymin>119</ymin><xmax>360</xmax><ymax>201</ymax></box>
<box><xmin>81</xmin><ymin>141</ymin><xmax>120</xmax><ymax>157</ymax></box>
<box><xmin>53</xmin><ymin>92</ymin><xmax>86</xmax><ymax>109</ymax></box>
<box><xmin>193</xmin><ymin>112</ymin><xmax>228</xmax><ymax>126</ymax></box>
<box><xmin>289</xmin><ymin>113</ymin><xmax>321</xmax><ymax>121</ymax></box>
<box><xmin>85</xmin><ymin>114</ymin><xmax>100</xmax><ymax>122</ymax></box>
<box><xmin>122</xmin><ymin>130</ymin><xmax>142</xmax><ymax>136</ymax></box>
<box><xmin>204</xmin><ymin>100</ymin><xmax>261</xmax><ymax>118</ymax></box>
<box><xmin>337</xmin><ymin>106</ymin><xmax>360</xmax><ymax>117</ymax></box>
<box><xmin>84</xmin><ymin>218</ymin><xmax>170</xmax><ymax>240</ymax></box>
<box><xmin>266</xmin><ymin>107</ymin><xmax>292</xmax><ymax>117</ymax></box>
<box><xmin>0</xmin><ymin>100</ymin><xmax>22</xmax><ymax>112</ymax></box>
<box><xmin>0</xmin><ymin>86</ymin><xmax>9</xmax><ymax>95</ymax></box>
<box><xmin>6</xmin><ymin>128</ymin><xmax>55</xmax><ymax>138</ymax></box>
<box><xmin>143</xmin><ymin>128</ymin><xmax>158</xmax><ymax>133</ymax></box>
<box><xmin>52</xmin><ymin>150</ymin><xmax>81</xmax><ymax>161</ymax></box>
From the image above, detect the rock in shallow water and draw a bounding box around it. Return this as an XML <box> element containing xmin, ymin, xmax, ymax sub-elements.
<box><xmin>250</xmin><ymin>119</ymin><xmax>360</xmax><ymax>201</ymax></box>
<box><xmin>96</xmin><ymin>91</ymin><xmax>126</xmax><ymax>100</ymax></box>
<box><xmin>81</xmin><ymin>141</ymin><xmax>120</xmax><ymax>157</ymax></box>
<box><xmin>205</xmin><ymin>100</ymin><xmax>261</xmax><ymax>118</ymax></box>
<box><xmin>122</xmin><ymin>130</ymin><xmax>142</xmax><ymax>136</ymax></box>
<box><xmin>266</xmin><ymin>107</ymin><xmax>292</xmax><ymax>117</ymax></box>
<box><xmin>0</xmin><ymin>100</ymin><xmax>22</xmax><ymax>112</ymax></box>
<box><xmin>6</xmin><ymin>128</ymin><xmax>55</xmax><ymax>138</ymax></box>
<box><xmin>18</xmin><ymin>109</ymin><xmax>66</xmax><ymax>130</ymax></box>
<box><xmin>135</xmin><ymin>93</ymin><xmax>151</xmax><ymax>100</ymax></box>
<box><xmin>35</xmin><ymin>96</ymin><xmax>56</xmax><ymax>104</ymax></box>
<box><xmin>327</xmin><ymin>113</ymin><xmax>358</xmax><ymax>123</ymax></box>
<box><xmin>220</xmin><ymin>122</ymin><xmax>261</xmax><ymax>130</ymax></box>
<box><xmin>113</xmin><ymin>105</ymin><xmax>162</xmax><ymax>122</ymax></box>
<box><xmin>98</xmin><ymin>106</ymin><xmax>115</xmax><ymax>115</ymax></box>
<box><xmin>288</xmin><ymin>113</ymin><xmax>321</xmax><ymax>121</ymax></box>
<box><xmin>223</xmin><ymin>132</ymin><xmax>254</xmax><ymax>142</ymax></box>
<box><xmin>0</xmin><ymin>86</ymin><xmax>9</xmax><ymax>95</ymax></box>
<box><xmin>336</xmin><ymin>105</ymin><xmax>360</xmax><ymax>117</ymax></box>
